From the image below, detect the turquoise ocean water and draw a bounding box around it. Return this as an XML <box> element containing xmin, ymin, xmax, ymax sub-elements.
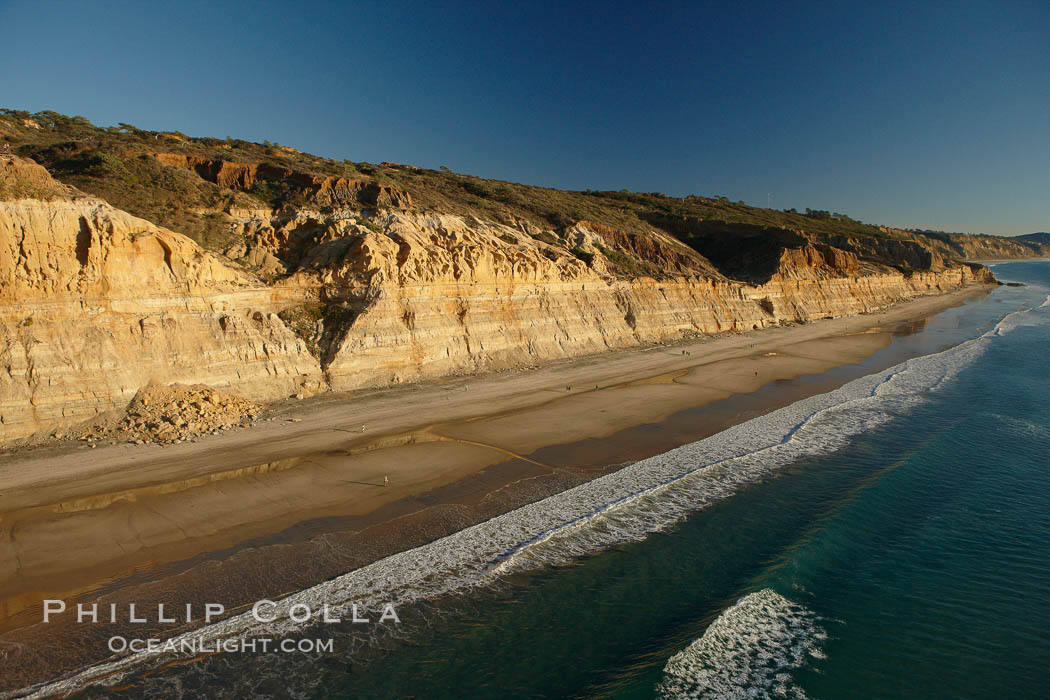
<box><xmin>72</xmin><ymin>261</ymin><xmax>1049</xmax><ymax>699</ymax></box>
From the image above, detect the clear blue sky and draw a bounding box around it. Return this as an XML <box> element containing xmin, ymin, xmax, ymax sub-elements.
<box><xmin>1</xmin><ymin>0</ymin><xmax>1046</xmax><ymax>235</ymax></box>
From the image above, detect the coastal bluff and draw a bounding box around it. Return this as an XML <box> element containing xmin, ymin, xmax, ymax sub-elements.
<box><xmin>0</xmin><ymin>154</ymin><xmax>993</xmax><ymax>443</ymax></box>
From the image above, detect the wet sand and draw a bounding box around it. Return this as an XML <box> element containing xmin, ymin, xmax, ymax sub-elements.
<box><xmin>0</xmin><ymin>286</ymin><xmax>991</xmax><ymax>692</ymax></box>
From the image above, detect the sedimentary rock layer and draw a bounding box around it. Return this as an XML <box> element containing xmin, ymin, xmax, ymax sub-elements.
<box><xmin>0</xmin><ymin>162</ymin><xmax>322</xmax><ymax>442</ymax></box>
<box><xmin>306</xmin><ymin>212</ymin><xmax>989</xmax><ymax>390</ymax></box>
<box><xmin>0</xmin><ymin>156</ymin><xmax>993</xmax><ymax>443</ymax></box>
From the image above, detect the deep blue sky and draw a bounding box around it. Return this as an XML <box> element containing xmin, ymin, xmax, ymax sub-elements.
<box><xmin>1</xmin><ymin>1</ymin><xmax>1047</xmax><ymax>235</ymax></box>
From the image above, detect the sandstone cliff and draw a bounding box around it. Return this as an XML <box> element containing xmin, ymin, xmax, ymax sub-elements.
<box><xmin>264</xmin><ymin>210</ymin><xmax>990</xmax><ymax>391</ymax></box>
<box><xmin>0</xmin><ymin>157</ymin><xmax>322</xmax><ymax>442</ymax></box>
<box><xmin>152</xmin><ymin>153</ymin><xmax>414</xmax><ymax>209</ymax></box>
<box><xmin>884</xmin><ymin>227</ymin><xmax>1050</xmax><ymax>260</ymax></box>
<box><xmin>0</xmin><ymin>148</ymin><xmax>995</xmax><ymax>444</ymax></box>
<box><xmin>933</xmin><ymin>231</ymin><xmax>1050</xmax><ymax>260</ymax></box>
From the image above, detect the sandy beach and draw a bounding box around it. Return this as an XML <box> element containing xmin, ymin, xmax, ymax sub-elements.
<box><xmin>0</xmin><ymin>285</ymin><xmax>991</xmax><ymax>691</ymax></box>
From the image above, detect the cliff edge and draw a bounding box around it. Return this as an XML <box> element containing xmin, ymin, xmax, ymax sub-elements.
<box><xmin>0</xmin><ymin>115</ymin><xmax>999</xmax><ymax>444</ymax></box>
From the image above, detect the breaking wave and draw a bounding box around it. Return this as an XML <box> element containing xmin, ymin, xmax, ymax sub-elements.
<box><xmin>656</xmin><ymin>589</ymin><xmax>825</xmax><ymax>699</ymax></box>
<box><xmin>995</xmin><ymin>293</ymin><xmax>1050</xmax><ymax>334</ymax></box>
<box><xmin>18</xmin><ymin>302</ymin><xmax>1047</xmax><ymax>698</ymax></box>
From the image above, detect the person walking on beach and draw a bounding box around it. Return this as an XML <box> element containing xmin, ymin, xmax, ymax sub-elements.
<box><xmin>384</xmin><ymin>475</ymin><xmax>389</xmax><ymax>487</ymax></box>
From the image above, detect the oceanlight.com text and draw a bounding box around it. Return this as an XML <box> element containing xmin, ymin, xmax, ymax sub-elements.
<box><xmin>108</xmin><ymin>636</ymin><xmax>334</xmax><ymax>654</ymax></box>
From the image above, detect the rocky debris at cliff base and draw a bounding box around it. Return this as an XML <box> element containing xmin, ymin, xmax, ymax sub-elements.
<box><xmin>75</xmin><ymin>384</ymin><xmax>262</xmax><ymax>446</ymax></box>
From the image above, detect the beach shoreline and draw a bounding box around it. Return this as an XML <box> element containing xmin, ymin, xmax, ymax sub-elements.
<box><xmin>0</xmin><ymin>284</ymin><xmax>993</xmax><ymax>692</ymax></box>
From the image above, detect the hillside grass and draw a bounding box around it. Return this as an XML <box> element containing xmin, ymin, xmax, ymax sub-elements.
<box><xmin>1</xmin><ymin>108</ymin><xmax>912</xmax><ymax>254</ymax></box>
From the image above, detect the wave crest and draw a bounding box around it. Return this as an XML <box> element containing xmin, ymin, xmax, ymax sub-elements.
<box><xmin>657</xmin><ymin>589</ymin><xmax>824</xmax><ymax>699</ymax></box>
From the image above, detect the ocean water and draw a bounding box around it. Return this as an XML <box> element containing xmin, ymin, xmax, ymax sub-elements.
<box><xmin>52</xmin><ymin>262</ymin><xmax>1049</xmax><ymax>699</ymax></box>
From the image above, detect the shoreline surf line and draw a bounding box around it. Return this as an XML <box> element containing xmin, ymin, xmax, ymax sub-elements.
<box><xmin>13</xmin><ymin>289</ymin><xmax>1046</xmax><ymax>700</ymax></box>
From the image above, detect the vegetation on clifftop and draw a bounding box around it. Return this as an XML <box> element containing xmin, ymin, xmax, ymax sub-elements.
<box><xmin>2</xmin><ymin>109</ymin><xmax>1043</xmax><ymax>266</ymax></box>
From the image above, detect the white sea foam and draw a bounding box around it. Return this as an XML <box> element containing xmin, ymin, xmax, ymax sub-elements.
<box><xmin>17</xmin><ymin>301</ymin><xmax>1048</xmax><ymax>699</ymax></box>
<box><xmin>656</xmin><ymin>589</ymin><xmax>824</xmax><ymax>699</ymax></box>
<box><xmin>994</xmin><ymin>295</ymin><xmax>1049</xmax><ymax>335</ymax></box>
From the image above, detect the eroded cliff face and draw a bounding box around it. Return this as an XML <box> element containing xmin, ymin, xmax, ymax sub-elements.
<box><xmin>287</xmin><ymin>213</ymin><xmax>989</xmax><ymax>390</ymax></box>
<box><xmin>0</xmin><ymin>157</ymin><xmax>323</xmax><ymax>442</ymax></box>
<box><xmin>881</xmin><ymin>227</ymin><xmax>1050</xmax><ymax>260</ymax></box>
<box><xmin>152</xmin><ymin>153</ymin><xmax>414</xmax><ymax>208</ymax></box>
<box><xmin>937</xmin><ymin>233</ymin><xmax>1050</xmax><ymax>260</ymax></box>
<box><xmin>0</xmin><ymin>156</ymin><xmax>994</xmax><ymax>443</ymax></box>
